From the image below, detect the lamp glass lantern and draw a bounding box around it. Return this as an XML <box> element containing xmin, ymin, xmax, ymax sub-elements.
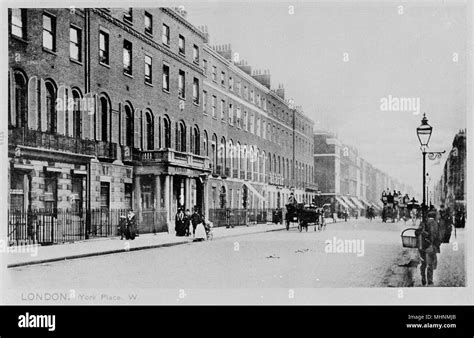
<box><xmin>417</xmin><ymin>113</ymin><xmax>433</xmax><ymax>148</ymax></box>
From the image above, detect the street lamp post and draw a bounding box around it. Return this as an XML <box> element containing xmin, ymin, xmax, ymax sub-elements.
<box><xmin>416</xmin><ymin>113</ymin><xmax>445</xmax><ymax>223</ymax></box>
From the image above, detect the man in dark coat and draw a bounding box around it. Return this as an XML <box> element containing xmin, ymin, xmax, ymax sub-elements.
<box><xmin>191</xmin><ymin>206</ymin><xmax>203</xmax><ymax>236</ymax></box>
<box><xmin>416</xmin><ymin>205</ymin><xmax>440</xmax><ymax>286</ymax></box>
<box><xmin>175</xmin><ymin>208</ymin><xmax>186</xmax><ymax>236</ymax></box>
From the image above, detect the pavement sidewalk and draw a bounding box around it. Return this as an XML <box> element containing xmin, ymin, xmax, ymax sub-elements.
<box><xmin>6</xmin><ymin>222</ymin><xmax>290</xmax><ymax>268</ymax></box>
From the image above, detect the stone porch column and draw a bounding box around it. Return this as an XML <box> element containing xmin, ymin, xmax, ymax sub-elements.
<box><xmin>164</xmin><ymin>175</ymin><xmax>170</xmax><ymax>233</ymax></box>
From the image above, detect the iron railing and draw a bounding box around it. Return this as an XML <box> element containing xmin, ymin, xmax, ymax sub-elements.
<box><xmin>9</xmin><ymin>128</ymin><xmax>117</xmax><ymax>160</ymax></box>
<box><xmin>8</xmin><ymin>208</ymin><xmax>168</xmax><ymax>246</ymax></box>
<box><xmin>207</xmin><ymin>208</ymin><xmax>284</xmax><ymax>227</ymax></box>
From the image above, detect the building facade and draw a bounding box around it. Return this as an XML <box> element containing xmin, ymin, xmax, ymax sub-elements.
<box><xmin>313</xmin><ymin>130</ymin><xmax>416</xmax><ymax>217</ymax></box>
<box><xmin>8</xmin><ymin>7</ymin><xmax>315</xmax><ymax>241</ymax></box>
<box><xmin>433</xmin><ymin>129</ymin><xmax>467</xmax><ymax>212</ymax></box>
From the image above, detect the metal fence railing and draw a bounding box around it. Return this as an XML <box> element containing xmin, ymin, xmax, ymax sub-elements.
<box><xmin>207</xmin><ymin>208</ymin><xmax>285</xmax><ymax>228</ymax></box>
<box><xmin>8</xmin><ymin>208</ymin><xmax>168</xmax><ymax>246</ymax></box>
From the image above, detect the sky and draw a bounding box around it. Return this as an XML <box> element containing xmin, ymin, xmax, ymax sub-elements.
<box><xmin>185</xmin><ymin>0</ymin><xmax>468</xmax><ymax>194</ymax></box>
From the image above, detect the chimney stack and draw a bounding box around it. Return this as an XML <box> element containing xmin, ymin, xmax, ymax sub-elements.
<box><xmin>211</xmin><ymin>43</ymin><xmax>233</xmax><ymax>61</ymax></box>
<box><xmin>252</xmin><ymin>69</ymin><xmax>271</xmax><ymax>89</ymax></box>
<box><xmin>198</xmin><ymin>25</ymin><xmax>210</xmax><ymax>43</ymax></box>
<box><xmin>236</xmin><ymin>60</ymin><xmax>252</xmax><ymax>75</ymax></box>
<box><xmin>174</xmin><ymin>7</ymin><xmax>188</xmax><ymax>19</ymax></box>
<box><xmin>276</xmin><ymin>83</ymin><xmax>285</xmax><ymax>100</ymax></box>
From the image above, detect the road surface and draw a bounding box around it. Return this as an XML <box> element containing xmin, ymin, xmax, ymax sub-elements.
<box><xmin>7</xmin><ymin>219</ymin><xmax>416</xmax><ymax>290</ymax></box>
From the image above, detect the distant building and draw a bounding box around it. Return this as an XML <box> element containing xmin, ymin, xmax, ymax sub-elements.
<box><xmin>433</xmin><ymin>129</ymin><xmax>467</xmax><ymax>212</ymax></box>
<box><xmin>313</xmin><ymin>130</ymin><xmax>416</xmax><ymax>217</ymax></box>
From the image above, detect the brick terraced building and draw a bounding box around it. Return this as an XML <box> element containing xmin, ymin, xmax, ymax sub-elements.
<box><xmin>7</xmin><ymin>7</ymin><xmax>315</xmax><ymax>244</ymax></box>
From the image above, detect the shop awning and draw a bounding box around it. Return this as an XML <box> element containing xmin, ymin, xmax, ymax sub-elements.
<box><xmin>371</xmin><ymin>203</ymin><xmax>381</xmax><ymax>210</ymax></box>
<box><xmin>243</xmin><ymin>182</ymin><xmax>266</xmax><ymax>202</ymax></box>
<box><xmin>350</xmin><ymin>197</ymin><xmax>365</xmax><ymax>209</ymax></box>
<box><xmin>341</xmin><ymin>196</ymin><xmax>357</xmax><ymax>209</ymax></box>
<box><xmin>360</xmin><ymin>199</ymin><xmax>372</xmax><ymax>208</ymax></box>
<box><xmin>335</xmin><ymin>196</ymin><xmax>349</xmax><ymax>209</ymax></box>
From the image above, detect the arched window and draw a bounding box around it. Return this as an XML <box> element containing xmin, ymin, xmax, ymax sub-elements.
<box><xmin>247</xmin><ymin>146</ymin><xmax>253</xmax><ymax>177</ymax></box>
<box><xmin>211</xmin><ymin>134</ymin><xmax>217</xmax><ymax>172</ymax></box>
<box><xmin>124</xmin><ymin>104</ymin><xmax>133</xmax><ymax>147</ymax></box>
<box><xmin>268</xmin><ymin>152</ymin><xmax>272</xmax><ymax>172</ymax></box>
<box><xmin>233</xmin><ymin>142</ymin><xmax>239</xmax><ymax>177</ymax></box>
<box><xmin>72</xmin><ymin>89</ymin><xmax>82</xmax><ymax>138</ymax></box>
<box><xmin>45</xmin><ymin>80</ymin><xmax>57</xmax><ymax>134</ymax></box>
<box><xmin>281</xmin><ymin>157</ymin><xmax>285</xmax><ymax>179</ymax></box>
<box><xmin>99</xmin><ymin>96</ymin><xmax>109</xmax><ymax>142</ymax></box>
<box><xmin>145</xmin><ymin>111</ymin><xmax>154</xmax><ymax>150</ymax></box>
<box><xmin>228</xmin><ymin>140</ymin><xmax>234</xmax><ymax>175</ymax></box>
<box><xmin>219</xmin><ymin>137</ymin><xmax>226</xmax><ymax>170</ymax></box>
<box><xmin>163</xmin><ymin>115</ymin><xmax>171</xmax><ymax>148</ymax></box>
<box><xmin>255</xmin><ymin>149</ymin><xmax>260</xmax><ymax>177</ymax></box>
<box><xmin>13</xmin><ymin>70</ymin><xmax>28</xmax><ymax>128</ymax></box>
<box><xmin>203</xmin><ymin>130</ymin><xmax>208</xmax><ymax>156</ymax></box>
<box><xmin>176</xmin><ymin>120</ymin><xmax>186</xmax><ymax>152</ymax></box>
<box><xmin>241</xmin><ymin>145</ymin><xmax>246</xmax><ymax>177</ymax></box>
<box><xmin>191</xmin><ymin>125</ymin><xmax>200</xmax><ymax>155</ymax></box>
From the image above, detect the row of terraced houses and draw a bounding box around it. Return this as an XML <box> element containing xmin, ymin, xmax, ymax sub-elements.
<box><xmin>7</xmin><ymin>7</ymin><xmax>316</xmax><ymax>244</ymax></box>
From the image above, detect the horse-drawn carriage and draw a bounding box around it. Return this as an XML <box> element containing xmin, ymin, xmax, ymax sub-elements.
<box><xmin>285</xmin><ymin>203</ymin><xmax>325</xmax><ymax>232</ymax></box>
<box><xmin>382</xmin><ymin>205</ymin><xmax>397</xmax><ymax>223</ymax></box>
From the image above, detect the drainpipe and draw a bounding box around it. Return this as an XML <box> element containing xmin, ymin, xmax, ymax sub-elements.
<box><xmin>85</xmin><ymin>9</ymin><xmax>91</xmax><ymax>238</ymax></box>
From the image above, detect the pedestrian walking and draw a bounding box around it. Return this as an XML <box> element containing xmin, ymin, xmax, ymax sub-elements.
<box><xmin>175</xmin><ymin>208</ymin><xmax>187</xmax><ymax>237</ymax></box>
<box><xmin>191</xmin><ymin>206</ymin><xmax>202</xmax><ymax>237</ymax></box>
<box><xmin>184</xmin><ymin>209</ymin><xmax>191</xmax><ymax>236</ymax></box>
<box><xmin>410</xmin><ymin>207</ymin><xmax>417</xmax><ymax>226</ymax></box>
<box><xmin>416</xmin><ymin>205</ymin><xmax>440</xmax><ymax>286</ymax></box>
<box><xmin>191</xmin><ymin>206</ymin><xmax>206</xmax><ymax>241</ymax></box>
<box><xmin>125</xmin><ymin>209</ymin><xmax>137</xmax><ymax>239</ymax></box>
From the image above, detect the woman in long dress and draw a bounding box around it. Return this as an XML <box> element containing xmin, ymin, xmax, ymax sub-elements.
<box><xmin>192</xmin><ymin>207</ymin><xmax>207</xmax><ymax>241</ymax></box>
<box><xmin>194</xmin><ymin>221</ymin><xmax>207</xmax><ymax>241</ymax></box>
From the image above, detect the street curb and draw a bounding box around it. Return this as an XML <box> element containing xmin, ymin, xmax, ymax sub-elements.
<box><xmin>7</xmin><ymin>225</ymin><xmax>293</xmax><ymax>268</ymax></box>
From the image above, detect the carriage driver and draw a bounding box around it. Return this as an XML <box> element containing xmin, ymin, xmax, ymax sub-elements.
<box><xmin>288</xmin><ymin>192</ymin><xmax>298</xmax><ymax>205</ymax></box>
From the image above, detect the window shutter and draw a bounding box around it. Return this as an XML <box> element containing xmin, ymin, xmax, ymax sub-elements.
<box><xmin>56</xmin><ymin>85</ymin><xmax>66</xmax><ymax>135</ymax></box>
<box><xmin>39</xmin><ymin>79</ymin><xmax>47</xmax><ymax>132</ymax></box>
<box><xmin>190</xmin><ymin>127</ymin><xmax>194</xmax><ymax>154</ymax></box>
<box><xmin>119</xmin><ymin>103</ymin><xmax>125</xmax><ymax>146</ymax></box>
<box><xmin>111</xmin><ymin>107</ymin><xmax>119</xmax><ymax>144</ymax></box>
<box><xmin>95</xmin><ymin>95</ymin><xmax>102</xmax><ymax>141</ymax></box>
<box><xmin>154</xmin><ymin>113</ymin><xmax>159</xmax><ymax>150</ymax></box>
<box><xmin>142</xmin><ymin>110</ymin><xmax>147</xmax><ymax>150</ymax></box>
<box><xmin>27</xmin><ymin>76</ymin><xmax>37</xmax><ymax>130</ymax></box>
<box><xmin>175</xmin><ymin>122</ymin><xmax>179</xmax><ymax>151</ymax></box>
<box><xmin>67</xmin><ymin>89</ymin><xmax>74</xmax><ymax>137</ymax></box>
<box><xmin>9</xmin><ymin>69</ymin><xmax>16</xmax><ymax>127</ymax></box>
<box><xmin>81</xmin><ymin>93</ymin><xmax>93</xmax><ymax>139</ymax></box>
<box><xmin>133</xmin><ymin>108</ymin><xmax>140</xmax><ymax>150</ymax></box>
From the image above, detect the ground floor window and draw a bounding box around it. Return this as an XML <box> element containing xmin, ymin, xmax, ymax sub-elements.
<box><xmin>100</xmin><ymin>182</ymin><xmax>110</xmax><ymax>210</ymax></box>
<box><xmin>45</xmin><ymin>175</ymin><xmax>58</xmax><ymax>212</ymax></box>
<box><xmin>71</xmin><ymin>176</ymin><xmax>84</xmax><ymax>213</ymax></box>
<box><xmin>124</xmin><ymin>183</ymin><xmax>133</xmax><ymax>209</ymax></box>
<box><xmin>10</xmin><ymin>171</ymin><xmax>26</xmax><ymax>211</ymax></box>
<box><xmin>141</xmin><ymin>176</ymin><xmax>154</xmax><ymax>210</ymax></box>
